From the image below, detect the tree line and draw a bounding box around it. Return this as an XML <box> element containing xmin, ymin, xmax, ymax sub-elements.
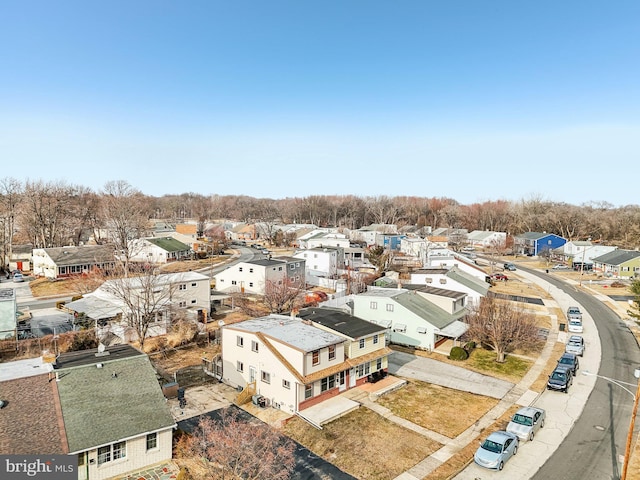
<box><xmin>1</xmin><ymin>177</ymin><xmax>639</xmax><ymax>266</ymax></box>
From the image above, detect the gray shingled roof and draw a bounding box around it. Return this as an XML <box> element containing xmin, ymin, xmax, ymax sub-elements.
<box><xmin>298</xmin><ymin>307</ymin><xmax>385</xmax><ymax>339</ymax></box>
<box><xmin>592</xmin><ymin>249</ymin><xmax>640</xmax><ymax>266</ymax></box>
<box><xmin>393</xmin><ymin>291</ymin><xmax>466</xmax><ymax>329</ymax></box>
<box><xmin>56</xmin><ymin>354</ymin><xmax>175</xmax><ymax>453</ymax></box>
<box><xmin>43</xmin><ymin>245</ymin><xmax>115</xmax><ymax>265</ymax></box>
<box><xmin>447</xmin><ymin>267</ymin><xmax>490</xmax><ymax>295</ymax></box>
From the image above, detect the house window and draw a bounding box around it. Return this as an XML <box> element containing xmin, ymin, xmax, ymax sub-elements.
<box><xmin>191</xmin><ymin>283</ymin><xmax>197</xmax><ymax>287</ymax></box>
<box><xmin>364</xmin><ymin>362</ymin><xmax>370</xmax><ymax>375</ymax></box>
<box><xmin>239</xmin><ymin>267</ymin><xmax>243</xmax><ymax>272</ymax></box>
<box><xmin>359</xmin><ymin>338</ymin><xmax>365</xmax><ymax>349</ymax></box>
<box><xmin>296</xmin><ymin>262</ymin><xmax>300</xmax><ymax>267</ymax></box>
<box><xmin>312</xmin><ymin>350</ymin><xmax>320</xmax><ymax>365</ymax></box>
<box><xmin>278</xmin><ymin>267</ymin><xmax>283</xmax><ymax>271</ymax></box>
<box><xmin>370</xmin><ymin>301</ymin><xmax>378</xmax><ymax>310</ymax></box>
<box><xmin>305</xmin><ymin>384</ymin><xmax>312</xmax><ymax>399</ymax></box>
<box><xmin>97</xmin><ymin>441</ymin><xmax>126</xmax><ymax>465</ymax></box>
<box><xmin>191</xmin><ymin>299</ymin><xmax>196</xmax><ymax>304</ymax></box>
<box><xmin>393</xmin><ymin>323</ymin><xmax>407</xmax><ymax>333</ymax></box>
<box><xmin>231</xmin><ymin>280</ymin><xmax>237</xmax><ymax>285</ymax></box>
<box><xmin>328</xmin><ymin>345</ymin><xmax>336</xmax><ymax>360</ymax></box>
<box><xmin>373</xmin><ymin>334</ymin><xmax>379</xmax><ymax>345</ymax></box>
<box><xmin>425</xmin><ymin>278</ymin><xmax>433</xmax><ymax>283</ymax></box>
<box><xmin>386</xmin><ymin>304</ymin><xmax>394</xmax><ymax>312</ymax></box>
<box><xmin>439</xmin><ymin>279</ymin><xmax>447</xmax><ymax>284</ymax></box>
<box><xmin>237</xmin><ymin>336</ymin><xmax>244</xmax><ymax>347</ymax></box>
<box><xmin>376</xmin><ymin>358</ymin><xmax>382</xmax><ymax>370</ymax></box>
<box><xmin>179</xmin><ymin>301</ymin><xmax>186</xmax><ymax>307</ymax></box>
<box><xmin>283</xmin><ymin>379</ymin><xmax>290</xmax><ymax>389</ymax></box>
<box><xmin>146</xmin><ymin>432</ymin><xmax>157</xmax><ymax>451</ymax></box>
<box><xmin>251</xmin><ymin>340</ymin><xmax>259</xmax><ymax>353</ymax></box>
<box><xmin>321</xmin><ymin>375</ymin><xmax>336</xmax><ymax>392</ymax></box>
<box><xmin>237</xmin><ymin>361</ymin><xmax>244</xmax><ymax>372</ymax></box>
<box><xmin>179</xmin><ymin>284</ymin><xmax>186</xmax><ymax>290</ymax></box>
<box><xmin>290</xmin><ymin>264</ymin><xmax>295</xmax><ymax>269</ymax></box>
<box><xmin>261</xmin><ymin>371</ymin><xmax>270</xmax><ymax>384</ymax></box>
<box><xmin>249</xmin><ymin>282</ymin><xmax>253</xmax><ymax>287</ymax></box>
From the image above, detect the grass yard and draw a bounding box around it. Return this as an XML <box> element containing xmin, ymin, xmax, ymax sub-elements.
<box><xmin>377</xmin><ymin>380</ymin><xmax>499</xmax><ymax>438</ymax></box>
<box><xmin>282</xmin><ymin>408</ymin><xmax>441</xmax><ymax>480</ymax></box>
<box><xmin>464</xmin><ymin>346</ymin><xmax>533</xmax><ymax>383</ymax></box>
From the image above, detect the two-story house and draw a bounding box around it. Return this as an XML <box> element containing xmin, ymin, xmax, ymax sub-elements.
<box><xmin>514</xmin><ymin>232</ymin><xmax>567</xmax><ymax>257</ymax></box>
<box><xmin>350</xmin><ymin>287</ymin><xmax>469</xmax><ymax>351</ymax></box>
<box><xmin>409</xmin><ymin>266</ymin><xmax>489</xmax><ymax>305</ymax></box>
<box><xmin>293</xmin><ymin>247</ymin><xmax>343</xmax><ymax>279</ymax></box>
<box><xmin>214</xmin><ymin>257</ymin><xmax>305</xmax><ymax>295</ymax></box>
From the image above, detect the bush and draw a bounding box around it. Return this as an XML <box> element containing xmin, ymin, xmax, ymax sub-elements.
<box><xmin>449</xmin><ymin>346</ymin><xmax>469</xmax><ymax>361</ymax></box>
<box><xmin>56</xmin><ymin>300</ymin><xmax>66</xmax><ymax>309</ymax></box>
<box><xmin>464</xmin><ymin>341</ymin><xmax>476</xmax><ymax>351</ymax></box>
<box><xmin>611</xmin><ymin>281</ymin><xmax>626</xmax><ymax>288</ymax></box>
<box><xmin>71</xmin><ymin>295</ymin><xmax>83</xmax><ymax>302</ymax></box>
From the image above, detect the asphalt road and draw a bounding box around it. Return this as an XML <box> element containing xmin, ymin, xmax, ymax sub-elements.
<box><xmin>528</xmin><ymin>269</ymin><xmax>640</xmax><ymax>480</ymax></box>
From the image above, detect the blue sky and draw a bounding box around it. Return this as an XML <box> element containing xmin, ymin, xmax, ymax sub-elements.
<box><xmin>1</xmin><ymin>1</ymin><xmax>639</xmax><ymax>206</ymax></box>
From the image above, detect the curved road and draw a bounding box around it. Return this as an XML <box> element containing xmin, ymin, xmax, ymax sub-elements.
<box><xmin>525</xmin><ymin>268</ymin><xmax>640</xmax><ymax>480</ymax></box>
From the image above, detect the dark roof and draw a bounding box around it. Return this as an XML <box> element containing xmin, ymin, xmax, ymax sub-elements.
<box><xmin>298</xmin><ymin>307</ymin><xmax>385</xmax><ymax>339</ymax></box>
<box><xmin>592</xmin><ymin>249</ymin><xmax>640</xmax><ymax>266</ymax></box>
<box><xmin>0</xmin><ymin>373</ymin><xmax>68</xmax><ymax>454</ymax></box>
<box><xmin>43</xmin><ymin>245</ymin><xmax>115</xmax><ymax>266</ymax></box>
<box><xmin>53</xmin><ymin>344</ymin><xmax>144</xmax><ymax>370</ymax></box>
<box><xmin>146</xmin><ymin>237</ymin><xmax>190</xmax><ymax>252</ymax></box>
<box><xmin>55</xmin><ymin>354</ymin><xmax>175</xmax><ymax>453</ymax></box>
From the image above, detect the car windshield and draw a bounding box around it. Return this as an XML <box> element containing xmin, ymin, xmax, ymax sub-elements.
<box><xmin>559</xmin><ymin>357</ymin><xmax>572</xmax><ymax>365</ymax></box>
<box><xmin>551</xmin><ymin>371</ymin><xmax>567</xmax><ymax>381</ymax></box>
<box><xmin>568</xmin><ymin>341</ymin><xmax>581</xmax><ymax>347</ymax></box>
<box><xmin>481</xmin><ymin>439</ymin><xmax>503</xmax><ymax>454</ymax></box>
<box><xmin>512</xmin><ymin>414</ymin><xmax>533</xmax><ymax>426</ymax></box>
<box><xmin>569</xmin><ymin>320</ymin><xmax>581</xmax><ymax>325</ymax></box>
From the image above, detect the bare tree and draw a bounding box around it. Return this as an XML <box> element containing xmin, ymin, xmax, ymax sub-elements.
<box><xmin>465</xmin><ymin>296</ymin><xmax>540</xmax><ymax>363</ymax></box>
<box><xmin>0</xmin><ymin>177</ymin><xmax>23</xmax><ymax>272</ymax></box>
<box><xmin>101</xmin><ymin>180</ymin><xmax>149</xmax><ymax>275</ymax></box>
<box><xmin>99</xmin><ymin>267</ymin><xmax>178</xmax><ymax>349</ymax></box>
<box><xmin>178</xmin><ymin>406</ymin><xmax>295</xmax><ymax>480</ymax></box>
<box><xmin>263</xmin><ymin>277</ymin><xmax>307</xmax><ymax>314</ymax></box>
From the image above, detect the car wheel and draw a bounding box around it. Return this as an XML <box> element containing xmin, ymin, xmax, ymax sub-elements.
<box><xmin>540</xmin><ymin>418</ymin><xmax>545</xmax><ymax>428</ymax></box>
<box><xmin>498</xmin><ymin>461</ymin><xmax>504</xmax><ymax>471</ymax></box>
<box><xmin>529</xmin><ymin>431</ymin><xmax>535</xmax><ymax>441</ymax></box>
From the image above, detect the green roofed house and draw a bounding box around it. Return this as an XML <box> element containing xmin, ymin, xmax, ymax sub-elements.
<box><xmin>128</xmin><ymin>236</ymin><xmax>192</xmax><ymax>264</ymax></box>
<box><xmin>53</xmin><ymin>344</ymin><xmax>176</xmax><ymax>480</ymax></box>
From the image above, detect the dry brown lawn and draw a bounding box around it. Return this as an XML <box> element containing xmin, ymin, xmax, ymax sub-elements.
<box><xmin>148</xmin><ymin>342</ymin><xmax>221</xmax><ymax>374</ymax></box>
<box><xmin>378</xmin><ymin>379</ymin><xmax>499</xmax><ymax>438</ymax></box>
<box><xmin>422</xmin><ymin>404</ymin><xmax>520</xmax><ymax>480</ymax></box>
<box><xmin>283</xmin><ymin>408</ymin><xmax>441</xmax><ymax>480</ymax></box>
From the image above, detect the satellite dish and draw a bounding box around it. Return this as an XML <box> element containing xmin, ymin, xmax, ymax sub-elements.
<box><xmin>97</xmin><ymin>343</ymin><xmax>105</xmax><ymax>353</ymax></box>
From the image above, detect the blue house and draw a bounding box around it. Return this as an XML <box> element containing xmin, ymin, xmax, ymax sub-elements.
<box><xmin>514</xmin><ymin>232</ymin><xmax>567</xmax><ymax>256</ymax></box>
<box><xmin>376</xmin><ymin>234</ymin><xmax>406</xmax><ymax>251</ymax></box>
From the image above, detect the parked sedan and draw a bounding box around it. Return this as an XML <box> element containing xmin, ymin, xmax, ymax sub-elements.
<box><xmin>474</xmin><ymin>430</ymin><xmax>519</xmax><ymax>470</ymax></box>
<box><xmin>491</xmin><ymin>273</ymin><xmax>508</xmax><ymax>281</ymax></box>
<box><xmin>557</xmin><ymin>352</ymin><xmax>580</xmax><ymax>375</ymax></box>
<box><xmin>552</xmin><ymin>264</ymin><xmax>570</xmax><ymax>270</ymax></box>
<box><xmin>507</xmin><ymin>406</ymin><xmax>546</xmax><ymax>441</ymax></box>
<box><xmin>12</xmin><ymin>272</ymin><xmax>24</xmax><ymax>282</ymax></box>
<box><xmin>547</xmin><ymin>366</ymin><xmax>573</xmax><ymax>393</ymax></box>
<box><xmin>565</xmin><ymin>335</ymin><xmax>585</xmax><ymax>356</ymax></box>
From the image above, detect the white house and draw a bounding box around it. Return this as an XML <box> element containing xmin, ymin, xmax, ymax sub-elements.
<box><xmin>65</xmin><ymin>271</ymin><xmax>211</xmax><ymax>341</ymax></box>
<box><xmin>425</xmin><ymin>254</ymin><xmax>488</xmax><ymax>282</ymax></box>
<box><xmin>213</xmin><ymin>257</ymin><xmax>306</xmax><ymax>295</ymax></box>
<box><xmin>293</xmin><ymin>247</ymin><xmax>343</xmax><ymax>278</ymax></box>
<box><xmin>32</xmin><ymin>245</ymin><xmax>116</xmax><ymax>279</ymax></box>
<box><xmin>557</xmin><ymin>241</ymin><xmax>617</xmax><ymax>266</ymax></box>
<box><xmin>409</xmin><ymin>266</ymin><xmax>489</xmax><ymax>306</ymax></box>
<box><xmin>350</xmin><ymin>224</ymin><xmax>397</xmax><ymax>246</ymax></box>
<box><xmin>53</xmin><ymin>345</ymin><xmax>176</xmax><ymax>480</ymax></box>
<box><xmin>350</xmin><ymin>288</ymin><xmax>469</xmax><ymax>351</ymax></box>
<box><xmin>128</xmin><ymin>237</ymin><xmax>191</xmax><ymax>264</ymax></box>
<box><xmin>298</xmin><ymin>230</ymin><xmax>350</xmax><ymax>249</ymax></box>
<box><xmin>0</xmin><ymin>288</ymin><xmax>17</xmax><ymax>340</ymax></box>
<box><xmin>221</xmin><ymin>312</ymin><xmax>390</xmax><ymax>420</ymax></box>
<box><xmin>466</xmin><ymin>230</ymin><xmax>507</xmax><ymax>249</ymax></box>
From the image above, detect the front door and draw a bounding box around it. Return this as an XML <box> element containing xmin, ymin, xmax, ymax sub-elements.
<box><xmin>249</xmin><ymin>366</ymin><xmax>256</xmax><ymax>383</ymax></box>
<box><xmin>339</xmin><ymin>371</ymin><xmax>346</xmax><ymax>391</ymax></box>
<box><xmin>349</xmin><ymin>367</ymin><xmax>356</xmax><ymax>388</ymax></box>
<box><xmin>77</xmin><ymin>452</ymin><xmax>88</xmax><ymax>480</ymax></box>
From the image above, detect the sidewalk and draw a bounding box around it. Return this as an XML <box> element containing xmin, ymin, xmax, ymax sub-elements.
<box><xmin>340</xmin><ymin>269</ymin><xmax>601</xmax><ymax>480</ymax></box>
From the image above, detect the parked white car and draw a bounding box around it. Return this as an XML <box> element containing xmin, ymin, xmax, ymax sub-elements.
<box><xmin>506</xmin><ymin>406</ymin><xmax>546</xmax><ymax>441</ymax></box>
<box><xmin>568</xmin><ymin>317</ymin><xmax>583</xmax><ymax>333</ymax></box>
<box><xmin>565</xmin><ymin>335</ymin><xmax>585</xmax><ymax>356</ymax></box>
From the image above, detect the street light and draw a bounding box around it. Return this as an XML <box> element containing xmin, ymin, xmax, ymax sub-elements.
<box><xmin>583</xmin><ymin>369</ymin><xmax>640</xmax><ymax>480</ymax></box>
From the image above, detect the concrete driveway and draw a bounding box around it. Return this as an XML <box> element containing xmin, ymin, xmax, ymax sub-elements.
<box><xmin>388</xmin><ymin>350</ymin><xmax>514</xmax><ymax>399</ymax></box>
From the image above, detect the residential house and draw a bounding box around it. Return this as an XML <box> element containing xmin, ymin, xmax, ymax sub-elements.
<box><xmin>555</xmin><ymin>241</ymin><xmax>617</xmax><ymax>267</ymax></box>
<box><xmin>225</xmin><ymin>222</ymin><xmax>256</xmax><ymax>242</ymax></box>
<box><xmin>220</xmin><ymin>312</ymin><xmax>390</xmax><ymax>418</ymax></box>
<box><xmin>65</xmin><ymin>271</ymin><xmax>211</xmax><ymax>341</ymax></box>
<box><xmin>350</xmin><ymin>224</ymin><xmax>398</xmax><ymax>246</ymax></box>
<box><xmin>32</xmin><ymin>245</ymin><xmax>116</xmax><ymax>279</ymax></box>
<box><xmin>425</xmin><ymin>254</ymin><xmax>488</xmax><ymax>282</ymax></box>
<box><xmin>466</xmin><ymin>230</ymin><xmax>507</xmax><ymax>250</ymax></box>
<box><xmin>592</xmin><ymin>249</ymin><xmax>640</xmax><ymax>278</ymax></box>
<box><xmin>0</xmin><ymin>288</ymin><xmax>17</xmax><ymax>340</ymax></box>
<box><xmin>409</xmin><ymin>266</ymin><xmax>489</xmax><ymax>305</ymax></box>
<box><xmin>299</xmin><ymin>231</ymin><xmax>350</xmax><ymax>250</ymax></box>
<box><xmin>294</xmin><ymin>247</ymin><xmax>343</xmax><ymax>279</ymax></box>
<box><xmin>53</xmin><ymin>345</ymin><xmax>176</xmax><ymax>480</ymax></box>
<box><xmin>7</xmin><ymin>243</ymin><xmax>33</xmax><ymax>272</ymax></box>
<box><xmin>128</xmin><ymin>237</ymin><xmax>191</xmax><ymax>264</ymax></box>
<box><xmin>350</xmin><ymin>288</ymin><xmax>469</xmax><ymax>351</ymax></box>
<box><xmin>375</xmin><ymin>233</ymin><xmax>407</xmax><ymax>251</ymax></box>
<box><xmin>213</xmin><ymin>257</ymin><xmax>305</xmax><ymax>295</ymax></box>
<box><xmin>514</xmin><ymin>232</ymin><xmax>567</xmax><ymax>257</ymax></box>
<box><xmin>0</xmin><ymin>356</ymin><xmax>67</xmax><ymax>455</ymax></box>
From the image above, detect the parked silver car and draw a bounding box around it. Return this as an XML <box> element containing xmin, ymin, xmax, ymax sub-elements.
<box><xmin>474</xmin><ymin>430</ymin><xmax>519</xmax><ymax>470</ymax></box>
<box><xmin>565</xmin><ymin>335</ymin><xmax>585</xmax><ymax>356</ymax></box>
<box><xmin>506</xmin><ymin>406</ymin><xmax>546</xmax><ymax>441</ymax></box>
